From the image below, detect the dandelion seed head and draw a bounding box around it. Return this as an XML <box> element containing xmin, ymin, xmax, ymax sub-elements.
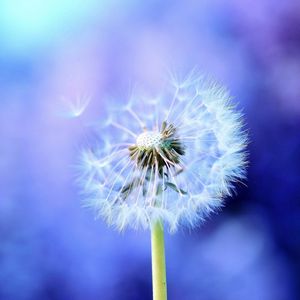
<box><xmin>79</xmin><ymin>71</ymin><xmax>248</xmax><ymax>232</ymax></box>
<box><xmin>136</xmin><ymin>131</ymin><xmax>162</xmax><ymax>150</ymax></box>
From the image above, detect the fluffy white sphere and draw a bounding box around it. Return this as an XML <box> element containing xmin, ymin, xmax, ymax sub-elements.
<box><xmin>79</xmin><ymin>72</ymin><xmax>248</xmax><ymax>231</ymax></box>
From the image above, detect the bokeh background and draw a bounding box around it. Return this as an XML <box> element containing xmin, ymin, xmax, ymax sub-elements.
<box><xmin>1</xmin><ymin>0</ymin><xmax>299</xmax><ymax>299</ymax></box>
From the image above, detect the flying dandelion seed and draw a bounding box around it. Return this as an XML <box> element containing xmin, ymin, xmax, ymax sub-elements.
<box><xmin>79</xmin><ymin>71</ymin><xmax>248</xmax><ymax>232</ymax></box>
<box><xmin>59</xmin><ymin>94</ymin><xmax>91</xmax><ymax>118</ymax></box>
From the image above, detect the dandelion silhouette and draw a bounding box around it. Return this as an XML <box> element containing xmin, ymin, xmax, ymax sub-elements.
<box><xmin>78</xmin><ymin>71</ymin><xmax>247</xmax><ymax>300</ymax></box>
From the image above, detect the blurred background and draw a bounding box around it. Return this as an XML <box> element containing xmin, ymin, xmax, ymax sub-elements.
<box><xmin>0</xmin><ymin>0</ymin><xmax>299</xmax><ymax>299</ymax></box>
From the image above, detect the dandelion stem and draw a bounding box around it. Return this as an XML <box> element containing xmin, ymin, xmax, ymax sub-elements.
<box><xmin>151</xmin><ymin>221</ymin><xmax>167</xmax><ymax>300</ymax></box>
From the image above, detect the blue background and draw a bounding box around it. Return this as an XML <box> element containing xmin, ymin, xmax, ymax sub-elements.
<box><xmin>0</xmin><ymin>1</ymin><xmax>299</xmax><ymax>299</ymax></box>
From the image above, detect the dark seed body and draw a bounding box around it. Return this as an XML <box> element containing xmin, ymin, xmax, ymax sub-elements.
<box><xmin>121</xmin><ymin>122</ymin><xmax>186</xmax><ymax>200</ymax></box>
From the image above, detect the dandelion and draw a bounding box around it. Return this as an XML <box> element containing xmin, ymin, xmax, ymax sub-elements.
<box><xmin>78</xmin><ymin>71</ymin><xmax>247</xmax><ymax>300</ymax></box>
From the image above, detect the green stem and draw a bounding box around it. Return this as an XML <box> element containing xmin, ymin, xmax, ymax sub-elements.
<box><xmin>151</xmin><ymin>221</ymin><xmax>167</xmax><ymax>300</ymax></box>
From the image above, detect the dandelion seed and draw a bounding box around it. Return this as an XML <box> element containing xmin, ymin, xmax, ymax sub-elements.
<box><xmin>59</xmin><ymin>94</ymin><xmax>91</xmax><ymax>118</ymax></box>
<box><xmin>79</xmin><ymin>71</ymin><xmax>248</xmax><ymax>232</ymax></box>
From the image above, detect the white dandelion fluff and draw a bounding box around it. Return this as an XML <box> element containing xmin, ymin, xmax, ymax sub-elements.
<box><xmin>79</xmin><ymin>72</ymin><xmax>248</xmax><ymax>232</ymax></box>
<box><xmin>59</xmin><ymin>94</ymin><xmax>91</xmax><ymax>118</ymax></box>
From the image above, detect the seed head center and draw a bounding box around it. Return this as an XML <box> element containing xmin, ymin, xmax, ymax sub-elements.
<box><xmin>136</xmin><ymin>131</ymin><xmax>162</xmax><ymax>150</ymax></box>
